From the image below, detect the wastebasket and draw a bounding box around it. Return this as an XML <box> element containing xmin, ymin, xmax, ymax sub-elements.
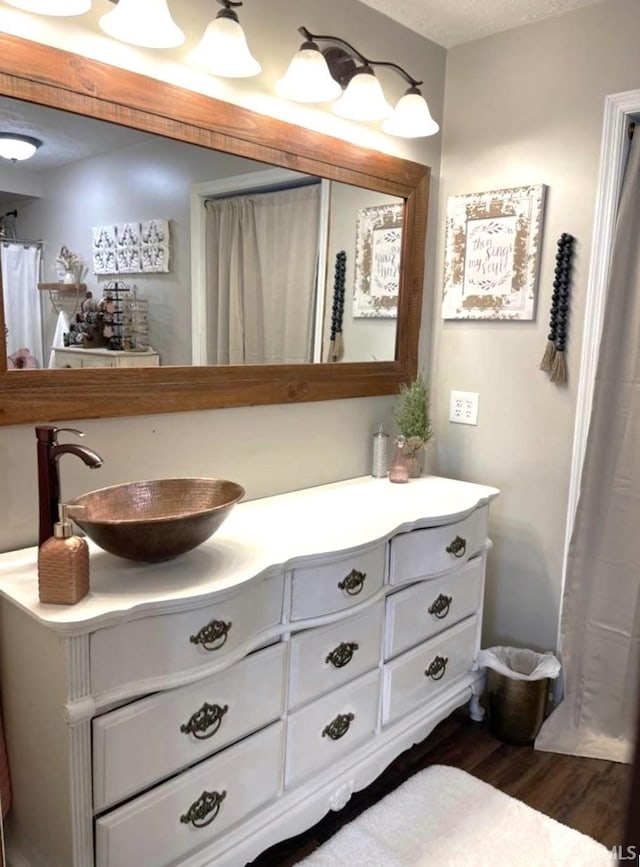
<box><xmin>476</xmin><ymin>646</ymin><xmax>561</xmax><ymax>745</ymax></box>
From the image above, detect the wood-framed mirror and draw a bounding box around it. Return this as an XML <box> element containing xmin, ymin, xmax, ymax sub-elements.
<box><xmin>0</xmin><ymin>33</ymin><xmax>429</xmax><ymax>427</ymax></box>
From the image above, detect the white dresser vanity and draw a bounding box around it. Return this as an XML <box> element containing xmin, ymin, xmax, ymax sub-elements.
<box><xmin>0</xmin><ymin>475</ymin><xmax>498</xmax><ymax>867</ymax></box>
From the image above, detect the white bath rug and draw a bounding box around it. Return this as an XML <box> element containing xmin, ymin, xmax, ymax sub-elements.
<box><xmin>299</xmin><ymin>765</ymin><xmax>613</xmax><ymax>866</ymax></box>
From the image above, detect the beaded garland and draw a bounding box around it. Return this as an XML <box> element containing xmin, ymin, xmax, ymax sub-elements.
<box><xmin>328</xmin><ymin>250</ymin><xmax>346</xmax><ymax>362</ymax></box>
<box><xmin>540</xmin><ymin>233</ymin><xmax>574</xmax><ymax>384</ymax></box>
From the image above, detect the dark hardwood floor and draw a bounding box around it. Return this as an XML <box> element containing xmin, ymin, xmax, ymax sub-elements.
<box><xmin>249</xmin><ymin>709</ymin><xmax>631</xmax><ymax>866</ymax></box>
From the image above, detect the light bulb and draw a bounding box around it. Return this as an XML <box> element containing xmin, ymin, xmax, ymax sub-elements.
<box><xmin>3</xmin><ymin>0</ymin><xmax>91</xmax><ymax>13</ymax></box>
<box><xmin>383</xmin><ymin>88</ymin><xmax>440</xmax><ymax>138</ymax></box>
<box><xmin>332</xmin><ymin>66</ymin><xmax>392</xmax><ymax>122</ymax></box>
<box><xmin>99</xmin><ymin>0</ymin><xmax>184</xmax><ymax>49</ymax></box>
<box><xmin>187</xmin><ymin>10</ymin><xmax>260</xmax><ymax>78</ymax></box>
<box><xmin>276</xmin><ymin>41</ymin><xmax>341</xmax><ymax>103</ymax></box>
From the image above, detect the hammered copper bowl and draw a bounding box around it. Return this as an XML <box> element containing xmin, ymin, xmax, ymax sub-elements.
<box><xmin>66</xmin><ymin>478</ymin><xmax>245</xmax><ymax>563</ymax></box>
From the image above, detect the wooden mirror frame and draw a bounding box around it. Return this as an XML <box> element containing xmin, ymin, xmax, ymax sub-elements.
<box><xmin>0</xmin><ymin>34</ymin><xmax>429</xmax><ymax>427</ymax></box>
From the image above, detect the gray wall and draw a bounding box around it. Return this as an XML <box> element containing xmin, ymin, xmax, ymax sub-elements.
<box><xmin>0</xmin><ymin>0</ymin><xmax>445</xmax><ymax>552</ymax></box>
<box><xmin>432</xmin><ymin>0</ymin><xmax>640</xmax><ymax>651</ymax></box>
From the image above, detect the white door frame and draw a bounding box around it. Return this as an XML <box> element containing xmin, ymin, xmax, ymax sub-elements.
<box><xmin>557</xmin><ymin>89</ymin><xmax>640</xmax><ymax>652</ymax></box>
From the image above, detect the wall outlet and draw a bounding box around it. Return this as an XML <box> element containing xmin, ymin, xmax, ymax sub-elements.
<box><xmin>449</xmin><ymin>390</ymin><xmax>479</xmax><ymax>425</ymax></box>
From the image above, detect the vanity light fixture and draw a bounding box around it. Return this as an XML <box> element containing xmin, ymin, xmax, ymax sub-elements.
<box><xmin>99</xmin><ymin>0</ymin><xmax>184</xmax><ymax>49</ymax></box>
<box><xmin>278</xmin><ymin>27</ymin><xmax>439</xmax><ymax>138</ymax></box>
<box><xmin>2</xmin><ymin>0</ymin><xmax>91</xmax><ymax>13</ymax></box>
<box><xmin>0</xmin><ymin>133</ymin><xmax>42</xmax><ymax>162</ymax></box>
<box><xmin>186</xmin><ymin>0</ymin><xmax>260</xmax><ymax>78</ymax></box>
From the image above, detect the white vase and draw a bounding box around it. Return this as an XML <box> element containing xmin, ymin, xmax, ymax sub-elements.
<box><xmin>62</xmin><ymin>270</ymin><xmax>75</xmax><ymax>284</ymax></box>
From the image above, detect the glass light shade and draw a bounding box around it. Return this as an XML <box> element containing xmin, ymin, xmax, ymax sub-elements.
<box><xmin>0</xmin><ymin>134</ymin><xmax>42</xmax><ymax>161</ymax></box>
<box><xmin>99</xmin><ymin>0</ymin><xmax>185</xmax><ymax>49</ymax></box>
<box><xmin>383</xmin><ymin>89</ymin><xmax>440</xmax><ymax>138</ymax></box>
<box><xmin>186</xmin><ymin>15</ymin><xmax>260</xmax><ymax>78</ymax></box>
<box><xmin>3</xmin><ymin>0</ymin><xmax>91</xmax><ymax>13</ymax></box>
<box><xmin>332</xmin><ymin>67</ymin><xmax>392</xmax><ymax>121</ymax></box>
<box><xmin>276</xmin><ymin>44</ymin><xmax>341</xmax><ymax>103</ymax></box>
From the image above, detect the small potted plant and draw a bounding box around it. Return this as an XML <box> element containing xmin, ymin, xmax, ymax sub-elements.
<box><xmin>55</xmin><ymin>245</ymin><xmax>82</xmax><ymax>284</ymax></box>
<box><xmin>394</xmin><ymin>375</ymin><xmax>433</xmax><ymax>477</ymax></box>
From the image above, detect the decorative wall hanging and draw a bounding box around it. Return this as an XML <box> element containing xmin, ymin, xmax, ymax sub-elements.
<box><xmin>442</xmin><ymin>184</ymin><xmax>546</xmax><ymax>320</ymax></box>
<box><xmin>540</xmin><ymin>233</ymin><xmax>574</xmax><ymax>384</ymax></box>
<box><xmin>353</xmin><ymin>203</ymin><xmax>403</xmax><ymax>318</ymax></box>
<box><xmin>92</xmin><ymin>219</ymin><xmax>170</xmax><ymax>275</ymax></box>
<box><xmin>328</xmin><ymin>250</ymin><xmax>346</xmax><ymax>362</ymax></box>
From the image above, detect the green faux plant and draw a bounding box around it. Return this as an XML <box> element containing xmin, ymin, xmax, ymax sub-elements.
<box><xmin>394</xmin><ymin>376</ymin><xmax>433</xmax><ymax>445</ymax></box>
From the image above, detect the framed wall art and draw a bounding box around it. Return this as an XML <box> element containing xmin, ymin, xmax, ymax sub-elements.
<box><xmin>442</xmin><ymin>184</ymin><xmax>546</xmax><ymax>320</ymax></box>
<box><xmin>353</xmin><ymin>202</ymin><xmax>403</xmax><ymax>318</ymax></box>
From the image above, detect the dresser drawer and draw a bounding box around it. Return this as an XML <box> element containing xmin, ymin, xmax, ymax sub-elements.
<box><xmin>95</xmin><ymin>720</ymin><xmax>284</xmax><ymax>867</ymax></box>
<box><xmin>290</xmin><ymin>543</ymin><xmax>385</xmax><ymax>620</ymax></box>
<box><xmin>289</xmin><ymin>602</ymin><xmax>383</xmax><ymax>709</ymax></box>
<box><xmin>93</xmin><ymin>642</ymin><xmax>287</xmax><ymax>811</ymax></box>
<box><xmin>389</xmin><ymin>506</ymin><xmax>488</xmax><ymax>586</ymax></box>
<box><xmin>383</xmin><ymin>617</ymin><xmax>478</xmax><ymax>724</ymax></box>
<box><xmin>286</xmin><ymin>670</ymin><xmax>379</xmax><ymax>787</ymax></box>
<box><xmin>90</xmin><ymin>574</ymin><xmax>284</xmax><ymax>696</ymax></box>
<box><xmin>385</xmin><ymin>554</ymin><xmax>484</xmax><ymax>660</ymax></box>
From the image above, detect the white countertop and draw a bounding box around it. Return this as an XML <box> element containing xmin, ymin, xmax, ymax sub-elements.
<box><xmin>0</xmin><ymin>475</ymin><xmax>499</xmax><ymax>633</ymax></box>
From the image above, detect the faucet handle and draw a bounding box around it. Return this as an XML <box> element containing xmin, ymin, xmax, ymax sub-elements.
<box><xmin>35</xmin><ymin>425</ymin><xmax>85</xmax><ymax>443</ymax></box>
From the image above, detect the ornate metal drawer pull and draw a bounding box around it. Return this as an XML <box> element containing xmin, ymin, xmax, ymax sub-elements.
<box><xmin>428</xmin><ymin>594</ymin><xmax>453</xmax><ymax>619</ymax></box>
<box><xmin>189</xmin><ymin>619</ymin><xmax>232</xmax><ymax>651</ymax></box>
<box><xmin>180</xmin><ymin>789</ymin><xmax>226</xmax><ymax>829</ymax></box>
<box><xmin>425</xmin><ymin>655</ymin><xmax>449</xmax><ymax>681</ymax></box>
<box><xmin>338</xmin><ymin>569</ymin><xmax>366</xmax><ymax>596</ymax></box>
<box><xmin>180</xmin><ymin>702</ymin><xmax>229</xmax><ymax>740</ymax></box>
<box><xmin>326</xmin><ymin>642</ymin><xmax>359</xmax><ymax>668</ymax></box>
<box><xmin>322</xmin><ymin>712</ymin><xmax>355</xmax><ymax>741</ymax></box>
<box><xmin>446</xmin><ymin>536</ymin><xmax>467</xmax><ymax>558</ymax></box>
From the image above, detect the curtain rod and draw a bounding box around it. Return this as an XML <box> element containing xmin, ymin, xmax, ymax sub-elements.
<box><xmin>1</xmin><ymin>237</ymin><xmax>43</xmax><ymax>248</ymax></box>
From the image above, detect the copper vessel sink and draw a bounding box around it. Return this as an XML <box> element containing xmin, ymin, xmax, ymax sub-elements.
<box><xmin>66</xmin><ymin>478</ymin><xmax>245</xmax><ymax>562</ymax></box>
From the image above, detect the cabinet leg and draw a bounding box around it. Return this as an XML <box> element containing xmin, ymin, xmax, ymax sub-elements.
<box><xmin>469</xmin><ymin>677</ymin><xmax>486</xmax><ymax>722</ymax></box>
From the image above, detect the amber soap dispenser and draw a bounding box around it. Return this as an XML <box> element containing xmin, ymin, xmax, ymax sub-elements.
<box><xmin>38</xmin><ymin>503</ymin><xmax>89</xmax><ymax>605</ymax></box>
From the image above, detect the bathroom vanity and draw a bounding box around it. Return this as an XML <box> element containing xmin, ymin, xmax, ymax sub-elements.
<box><xmin>0</xmin><ymin>475</ymin><xmax>498</xmax><ymax>867</ymax></box>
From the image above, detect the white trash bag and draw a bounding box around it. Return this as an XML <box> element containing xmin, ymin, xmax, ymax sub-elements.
<box><xmin>475</xmin><ymin>646</ymin><xmax>561</xmax><ymax>681</ymax></box>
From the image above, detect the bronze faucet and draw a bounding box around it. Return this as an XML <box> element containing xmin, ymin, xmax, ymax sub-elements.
<box><xmin>36</xmin><ymin>426</ymin><xmax>103</xmax><ymax>546</ymax></box>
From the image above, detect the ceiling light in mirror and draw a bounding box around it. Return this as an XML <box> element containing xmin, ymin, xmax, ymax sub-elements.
<box><xmin>3</xmin><ymin>0</ymin><xmax>91</xmax><ymax>13</ymax></box>
<box><xmin>276</xmin><ymin>39</ymin><xmax>342</xmax><ymax>103</ymax></box>
<box><xmin>99</xmin><ymin>0</ymin><xmax>184</xmax><ymax>49</ymax></box>
<box><xmin>187</xmin><ymin>0</ymin><xmax>260</xmax><ymax>78</ymax></box>
<box><xmin>0</xmin><ymin>133</ymin><xmax>42</xmax><ymax>161</ymax></box>
<box><xmin>383</xmin><ymin>87</ymin><xmax>440</xmax><ymax>138</ymax></box>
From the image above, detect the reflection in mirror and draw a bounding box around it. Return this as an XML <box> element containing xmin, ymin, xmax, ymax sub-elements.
<box><xmin>0</xmin><ymin>95</ymin><xmax>402</xmax><ymax>372</ymax></box>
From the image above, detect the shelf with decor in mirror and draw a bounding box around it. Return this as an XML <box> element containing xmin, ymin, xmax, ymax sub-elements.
<box><xmin>37</xmin><ymin>282</ymin><xmax>88</xmax><ymax>316</ymax></box>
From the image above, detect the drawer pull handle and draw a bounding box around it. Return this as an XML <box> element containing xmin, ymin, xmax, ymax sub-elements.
<box><xmin>189</xmin><ymin>619</ymin><xmax>232</xmax><ymax>651</ymax></box>
<box><xmin>338</xmin><ymin>569</ymin><xmax>366</xmax><ymax>596</ymax></box>
<box><xmin>425</xmin><ymin>655</ymin><xmax>449</xmax><ymax>681</ymax></box>
<box><xmin>325</xmin><ymin>642</ymin><xmax>359</xmax><ymax>668</ymax></box>
<box><xmin>446</xmin><ymin>536</ymin><xmax>467</xmax><ymax>558</ymax></box>
<box><xmin>428</xmin><ymin>594</ymin><xmax>453</xmax><ymax>619</ymax></box>
<box><xmin>180</xmin><ymin>702</ymin><xmax>229</xmax><ymax>740</ymax></box>
<box><xmin>180</xmin><ymin>789</ymin><xmax>226</xmax><ymax>829</ymax></box>
<box><xmin>322</xmin><ymin>712</ymin><xmax>355</xmax><ymax>741</ymax></box>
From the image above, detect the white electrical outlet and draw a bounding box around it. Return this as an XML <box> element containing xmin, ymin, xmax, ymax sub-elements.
<box><xmin>449</xmin><ymin>390</ymin><xmax>479</xmax><ymax>425</ymax></box>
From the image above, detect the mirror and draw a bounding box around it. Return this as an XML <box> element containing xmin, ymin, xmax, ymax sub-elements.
<box><xmin>0</xmin><ymin>33</ymin><xmax>429</xmax><ymax>427</ymax></box>
<box><xmin>0</xmin><ymin>95</ymin><xmax>403</xmax><ymax>368</ymax></box>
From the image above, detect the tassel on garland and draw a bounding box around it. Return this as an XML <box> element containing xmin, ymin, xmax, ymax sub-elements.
<box><xmin>541</xmin><ymin>233</ymin><xmax>574</xmax><ymax>384</ymax></box>
<box><xmin>328</xmin><ymin>250</ymin><xmax>346</xmax><ymax>362</ymax></box>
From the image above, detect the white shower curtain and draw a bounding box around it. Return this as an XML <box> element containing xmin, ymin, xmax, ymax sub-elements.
<box><xmin>205</xmin><ymin>184</ymin><xmax>320</xmax><ymax>365</ymax></box>
<box><xmin>1</xmin><ymin>241</ymin><xmax>43</xmax><ymax>368</ymax></box>
<box><xmin>536</xmin><ymin>133</ymin><xmax>640</xmax><ymax>763</ymax></box>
